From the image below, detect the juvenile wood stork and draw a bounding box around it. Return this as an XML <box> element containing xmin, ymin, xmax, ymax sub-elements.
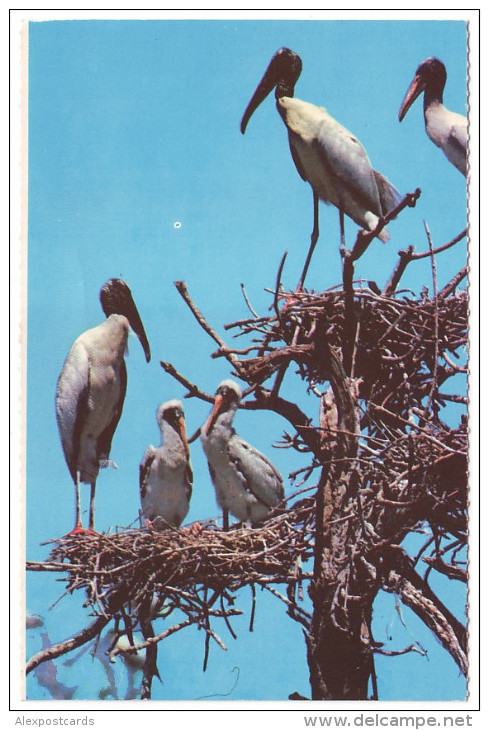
<box><xmin>56</xmin><ymin>278</ymin><xmax>151</xmax><ymax>534</ymax></box>
<box><xmin>139</xmin><ymin>400</ymin><xmax>193</xmax><ymax>529</ymax></box>
<box><xmin>200</xmin><ymin>380</ymin><xmax>284</xmax><ymax>530</ymax></box>
<box><xmin>398</xmin><ymin>57</ymin><xmax>467</xmax><ymax>176</ymax></box>
<box><xmin>240</xmin><ymin>47</ymin><xmax>401</xmax><ymax>282</ymax></box>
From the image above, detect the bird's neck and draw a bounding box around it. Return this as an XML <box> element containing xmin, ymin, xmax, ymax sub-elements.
<box><xmin>275</xmin><ymin>80</ymin><xmax>295</xmax><ymax>100</ymax></box>
<box><xmin>105</xmin><ymin>313</ymin><xmax>130</xmax><ymax>332</ymax></box>
<box><xmin>207</xmin><ymin>407</ymin><xmax>237</xmax><ymax>442</ymax></box>
<box><xmin>100</xmin><ymin>314</ymin><xmax>130</xmax><ymax>356</ymax></box>
<box><xmin>161</xmin><ymin>420</ymin><xmax>186</xmax><ymax>456</ymax></box>
<box><xmin>423</xmin><ymin>85</ymin><xmax>444</xmax><ymax>114</ymax></box>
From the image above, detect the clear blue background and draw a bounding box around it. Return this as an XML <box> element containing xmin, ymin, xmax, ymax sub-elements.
<box><xmin>26</xmin><ymin>19</ymin><xmax>468</xmax><ymax>701</ymax></box>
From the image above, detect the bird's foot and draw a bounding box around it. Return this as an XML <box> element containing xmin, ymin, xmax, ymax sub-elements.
<box><xmin>65</xmin><ymin>525</ymin><xmax>98</xmax><ymax>537</ymax></box>
<box><xmin>280</xmin><ymin>285</ymin><xmax>306</xmax><ymax>310</ymax></box>
<box><xmin>181</xmin><ymin>523</ymin><xmax>203</xmax><ymax>536</ymax></box>
<box><xmin>99</xmin><ymin>459</ymin><xmax>119</xmax><ymax>470</ymax></box>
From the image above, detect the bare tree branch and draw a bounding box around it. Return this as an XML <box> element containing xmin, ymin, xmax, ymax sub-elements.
<box><xmin>26</xmin><ymin>615</ymin><xmax>110</xmax><ymax>675</ymax></box>
<box><xmin>379</xmin><ymin>546</ymin><xmax>467</xmax><ymax>675</ymax></box>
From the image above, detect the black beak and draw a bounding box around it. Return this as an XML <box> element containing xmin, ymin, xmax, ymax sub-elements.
<box><xmin>127</xmin><ymin>300</ymin><xmax>151</xmax><ymax>363</ymax></box>
<box><xmin>240</xmin><ymin>58</ymin><xmax>281</xmax><ymax>134</ymax></box>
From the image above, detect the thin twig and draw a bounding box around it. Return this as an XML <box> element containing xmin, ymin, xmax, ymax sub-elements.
<box><xmin>424</xmin><ymin>221</ymin><xmax>439</xmax><ymax>418</ymax></box>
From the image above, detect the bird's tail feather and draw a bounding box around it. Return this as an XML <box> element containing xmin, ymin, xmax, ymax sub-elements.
<box><xmin>374</xmin><ymin>170</ymin><xmax>402</xmax><ymax>217</ymax></box>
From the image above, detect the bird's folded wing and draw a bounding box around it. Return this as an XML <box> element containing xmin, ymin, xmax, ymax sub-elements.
<box><xmin>185</xmin><ymin>463</ymin><xmax>193</xmax><ymax>501</ymax></box>
<box><xmin>139</xmin><ymin>445</ymin><xmax>156</xmax><ymax>499</ymax></box>
<box><xmin>97</xmin><ymin>361</ymin><xmax>127</xmax><ymax>463</ymax></box>
<box><xmin>439</xmin><ymin>123</ymin><xmax>466</xmax><ymax>176</ymax></box>
<box><xmin>55</xmin><ymin>340</ymin><xmax>91</xmax><ymax>482</ymax></box>
<box><xmin>315</xmin><ymin>115</ymin><xmax>383</xmax><ymax>213</ymax></box>
<box><xmin>447</xmin><ymin>119</ymin><xmax>467</xmax><ymax>159</ymax></box>
<box><xmin>289</xmin><ymin>138</ymin><xmax>308</xmax><ymax>182</ymax></box>
<box><xmin>228</xmin><ymin>437</ymin><xmax>284</xmax><ymax>507</ymax></box>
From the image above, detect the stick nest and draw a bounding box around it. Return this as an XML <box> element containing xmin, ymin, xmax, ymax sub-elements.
<box><xmin>34</xmin><ymin>498</ymin><xmax>315</xmax><ymax>617</ymax></box>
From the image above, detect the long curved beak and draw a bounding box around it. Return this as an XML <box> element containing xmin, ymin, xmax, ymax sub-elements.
<box><xmin>399</xmin><ymin>74</ymin><xmax>425</xmax><ymax>122</ymax></box>
<box><xmin>205</xmin><ymin>394</ymin><xmax>224</xmax><ymax>436</ymax></box>
<box><xmin>240</xmin><ymin>61</ymin><xmax>279</xmax><ymax>134</ymax></box>
<box><xmin>126</xmin><ymin>298</ymin><xmax>151</xmax><ymax>363</ymax></box>
<box><xmin>177</xmin><ymin>417</ymin><xmax>190</xmax><ymax>460</ymax></box>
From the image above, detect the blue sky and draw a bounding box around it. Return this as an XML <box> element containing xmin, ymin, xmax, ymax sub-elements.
<box><xmin>25</xmin><ymin>17</ymin><xmax>468</xmax><ymax>702</ymax></box>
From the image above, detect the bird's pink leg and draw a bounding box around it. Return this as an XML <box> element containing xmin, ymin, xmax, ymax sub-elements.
<box><xmin>65</xmin><ymin>473</ymin><xmax>94</xmax><ymax>536</ymax></box>
<box><xmin>339</xmin><ymin>210</ymin><xmax>346</xmax><ymax>257</ymax></box>
<box><xmin>74</xmin><ymin>472</ymin><xmax>82</xmax><ymax>530</ymax></box>
<box><xmin>88</xmin><ymin>481</ymin><xmax>97</xmax><ymax>533</ymax></box>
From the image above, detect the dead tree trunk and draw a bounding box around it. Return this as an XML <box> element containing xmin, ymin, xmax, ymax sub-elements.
<box><xmin>305</xmin><ymin>336</ymin><xmax>375</xmax><ymax>699</ymax></box>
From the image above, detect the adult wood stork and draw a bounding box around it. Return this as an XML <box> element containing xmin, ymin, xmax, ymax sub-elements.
<box><xmin>200</xmin><ymin>380</ymin><xmax>284</xmax><ymax>530</ymax></box>
<box><xmin>240</xmin><ymin>47</ymin><xmax>401</xmax><ymax>284</ymax></box>
<box><xmin>56</xmin><ymin>278</ymin><xmax>151</xmax><ymax>534</ymax></box>
<box><xmin>139</xmin><ymin>400</ymin><xmax>193</xmax><ymax>529</ymax></box>
<box><xmin>398</xmin><ymin>57</ymin><xmax>467</xmax><ymax>176</ymax></box>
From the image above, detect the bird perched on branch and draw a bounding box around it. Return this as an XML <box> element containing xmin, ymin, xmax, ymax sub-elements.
<box><xmin>139</xmin><ymin>400</ymin><xmax>193</xmax><ymax>529</ymax></box>
<box><xmin>241</xmin><ymin>47</ymin><xmax>401</xmax><ymax>272</ymax></box>
<box><xmin>398</xmin><ymin>57</ymin><xmax>467</xmax><ymax>176</ymax></box>
<box><xmin>56</xmin><ymin>279</ymin><xmax>151</xmax><ymax>535</ymax></box>
<box><xmin>200</xmin><ymin>380</ymin><xmax>284</xmax><ymax>530</ymax></box>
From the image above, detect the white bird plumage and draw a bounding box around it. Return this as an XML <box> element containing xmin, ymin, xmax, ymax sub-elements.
<box><xmin>139</xmin><ymin>400</ymin><xmax>193</xmax><ymax>529</ymax></box>
<box><xmin>56</xmin><ymin>278</ymin><xmax>151</xmax><ymax>534</ymax></box>
<box><xmin>280</xmin><ymin>96</ymin><xmax>401</xmax><ymax>239</ymax></box>
<box><xmin>200</xmin><ymin>380</ymin><xmax>284</xmax><ymax>530</ymax></box>
<box><xmin>241</xmin><ymin>47</ymin><xmax>401</xmax><ymax>256</ymax></box>
<box><xmin>399</xmin><ymin>57</ymin><xmax>467</xmax><ymax>176</ymax></box>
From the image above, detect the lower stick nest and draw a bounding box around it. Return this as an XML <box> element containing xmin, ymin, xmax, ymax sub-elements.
<box><xmin>33</xmin><ymin>498</ymin><xmax>315</xmax><ymax>618</ymax></box>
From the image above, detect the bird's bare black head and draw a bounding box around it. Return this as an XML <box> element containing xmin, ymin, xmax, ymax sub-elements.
<box><xmin>416</xmin><ymin>57</ymin><xmax>447</xmax><ymax>92</ymax></box>
<box><xmin>399</xmin><ymin>57</ymin><xmax>447</xmax><ymax>122</ymax></box>
<box><xmin>100</xmin><ymin>279</ymin><xmax>151</xmax><ymax>362</ymax></box>
<box><xmin>100</xmin><ymin>278</ymin><xmax>129</xmax><ymax>316</ymax></box>
<box><xmin>240</xmin><ymin>48</ymin><xmax>303</xmax><ymax>134</ymax></box>
<box><xmin>271</xmin><ymin>48</ymin><xmax>303</xmax><ymax>98</ymax></box>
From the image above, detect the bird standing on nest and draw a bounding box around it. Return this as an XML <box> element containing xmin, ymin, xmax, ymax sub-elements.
<box><xmin>241</xmin><ymin>47</ymin><xmax>401</xmax><ymax>287</ymax></box>
<box><xmin>139</xmin><ymin>400</ymin><xmax>193</xmax><ymax>529</ymax></box>
<box><xmin>56</xmin><ymin>279</ymin><xmax>151</xmax><ymax>535</ymax></box>
<box><xmin>200</xmin><ymin>380</ymin><xmax>284</xmax><ymax>530</ymax></box>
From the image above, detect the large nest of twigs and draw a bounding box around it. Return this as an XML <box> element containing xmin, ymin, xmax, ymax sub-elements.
<box><xmin>230</xmin><ymin>288</ymin><xmax>468</xmax><ymax>418</ymax></box>
<box><xmin>40</xmin><ymin>498</ymin><xmax>315</xmax><ymax>618</ymax></box>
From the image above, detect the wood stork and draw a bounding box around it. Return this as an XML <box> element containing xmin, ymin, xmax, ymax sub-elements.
<box><xmin>200</xmin><ymin>380</ymin><xmax>284</xmax><ymax>530</ymax></box>
<box><xmin>240</xmin><ymin>47</ymin><xmax>401</xmax><ymax>284</ymax></box>
<box><xmin>139</xmin><ymin>400</ymin><xmax>193</xmax><ymax>529</ymax></box>
<box><xmin>56</xmin><ymin>278</ymin><xmax>151</xmax><ymax>534</ymax></box>
<box><xmin>398</xmin><ymin>57</ymin><xmax>467</xmax><ymax>176</ymax></box>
